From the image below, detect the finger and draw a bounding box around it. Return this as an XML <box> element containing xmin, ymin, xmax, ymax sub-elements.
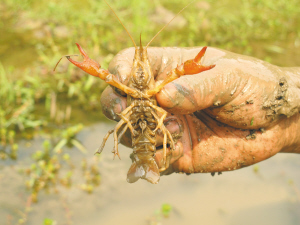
<box><xmin>154</xmin><ymin>114</ymin><xmax>183</xmax><ymax>146</ymax></box>
<box><xmin>108</xmin><ymin>48</ymin><xmax>135</xmax><ymax>85</ymax></box>
<box><xmin>155</xmin><ymin>59</ymin><xmax>241</xmax><ymax>113</ymax></box>
<box><xmin>155</xmin><ymin>142</ymin><xmax>183</xmax><ymax>176</ymax></box>
<box><xmin>100</xmin><ymin>86</ymin><xmax>127</xmax><ymax>121</ymax></box>
<box><xmin>155</xmin><ymin>114</ymin><xmax>194</xmax><ymax>174</ymax></box>
<box><xmin>156</xmin><ymin>55</ymin><xmax>279</xmax><ymax>129</ymax></box>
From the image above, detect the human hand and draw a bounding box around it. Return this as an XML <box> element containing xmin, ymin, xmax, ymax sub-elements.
<box><xmin>100</xmin><ymin>46</ymin><xmax>300</xmax><ymax>175</ymax></box>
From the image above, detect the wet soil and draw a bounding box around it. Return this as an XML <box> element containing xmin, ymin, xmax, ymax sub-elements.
<box><xmin>1</xmin><ymin>123</ymin><xmax>299</xmax><ymax>225</ymax></box>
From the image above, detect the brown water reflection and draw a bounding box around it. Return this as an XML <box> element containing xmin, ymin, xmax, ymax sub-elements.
<box><xmin>1</xmin><ymin>123</ymin><xmax>299</xmax><ymax>225</ymax></box>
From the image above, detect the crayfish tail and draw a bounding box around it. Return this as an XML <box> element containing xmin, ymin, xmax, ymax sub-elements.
<box><xmin>127</xmin><ymin>155</ymin><xmax>160</xmax><ymax>184</ymax></box>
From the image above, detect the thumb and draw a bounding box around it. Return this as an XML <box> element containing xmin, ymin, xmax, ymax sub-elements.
<box><xmin>155</xmin><ymin>63</ymin><xmax>243</xmax><ymax>114</ymax></box>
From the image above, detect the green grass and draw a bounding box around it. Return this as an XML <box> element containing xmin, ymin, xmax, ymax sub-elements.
<box><xmin>1</xmin><ymin>0</ymin><xmax>300</xmax><ymax>66</ymax></box>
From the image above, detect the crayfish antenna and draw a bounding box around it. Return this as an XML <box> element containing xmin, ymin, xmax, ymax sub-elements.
<box><xmin>53</xmin><ymin>54</ymin><xmax>79</xmax><ymax>71</ymax></box>
<box><xmin>146</xmin><ymin>0</ymin><xmax>195</xmax><ymax>48</ymax></box>
<box><xmin>139</xmin><ymin>33</ymin><xmax>143</xmax><ymax>51</ymax></box>
<box><xmin>103</xmin><ymin>0</ymin><xmax>137</xmax><ymax>48</ymax></box>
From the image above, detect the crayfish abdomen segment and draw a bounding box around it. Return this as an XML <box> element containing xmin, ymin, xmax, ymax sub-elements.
<box><xmin>127</xmin><ymin>150</ymin><xmax>160</xmax><ymax>184</ymax></box>
<box><xmin>126</xmin><ymin>100</ymin><xmax>162</xmax><ymax>184</ymax></box>
<box><xmin>127</xmin><ymin>148</ymin><xmax>160</xmax><ymax>184</ymax></box>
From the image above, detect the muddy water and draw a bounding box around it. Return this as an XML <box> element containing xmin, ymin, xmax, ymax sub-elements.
<box><xmin>0</xmin><ymin>122</ymin><xmax>299</xmax><ymax>225</ymax></box>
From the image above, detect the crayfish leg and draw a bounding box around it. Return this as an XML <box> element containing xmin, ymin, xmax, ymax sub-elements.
<box><xmin>112</xmin><ymin>119</ymin><xmax>127</xmax><ymax>159</ymax></box>
<box><xmin>95</xmin><ymin>129</ymin><xmax>114</xmax><ymax>155</ymax></box>
<box><xmin>117</xmin><ymin>124</ymin><xmax>129</xmax><ymax>143</ymax></box>
<box><xmin>149</xmin><ymin>109</ymin><xmax>173</xmax><ymax>170</ymax></box>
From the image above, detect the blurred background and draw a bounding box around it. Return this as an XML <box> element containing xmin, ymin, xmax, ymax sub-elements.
<box><xmin>0</xmin><ymin>0</ymin><xmax>299</xmax><ymax>224</ymax></box>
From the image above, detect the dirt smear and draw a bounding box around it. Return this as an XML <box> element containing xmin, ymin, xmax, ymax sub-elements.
<box><xmin>246</xmin><ymin>130</ymin><xmax>256</xmax><ymax>140</ymax></box>
<box><xmin>263</xmin><ymin>77</ymin><xmax>293</xmax><ymax>119</ymax></box>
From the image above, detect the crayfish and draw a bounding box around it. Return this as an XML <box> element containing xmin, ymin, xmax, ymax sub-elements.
<box><xmin>54</xmin><ymin>0</ymin><xmax>215</xmax><ymax>184</ymax></box>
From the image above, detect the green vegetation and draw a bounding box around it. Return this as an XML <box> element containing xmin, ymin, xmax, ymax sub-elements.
<box><xmin>147</xmin><ymin>203</ymin><xmax>174</xmax><ymax>224</ymax></box>
<box><xmin>253</xmin><ymin>165</ymin><xmax>260</xmax><ymax>174</ymax></box>
<box><xmin>161</xmin><ymin>203</ymin><xmax>173</xmax><ymax>217</ymax></box>
<box><xmin>25</xmin><ymin>139</ymin><xmax>100</xmax><ymax>201</ymax></box>
<box><xmin>1</xmin><ymin>0</ymin><xmax>299</xmax><ymax>68</ymax></box>
<box><xmin>0</xmin><ymin>0</ymin><xmax>299</xmax><ymax>219</ymax></box>
<box><xmin>250</xmin><ymin>117</ymin><xmax>254</xmax><ymax>126</ymax></box>
<box><xmin>43</xmin><ymin>218</ymin><xmax>56</xmax><ymax>225</ymax></box>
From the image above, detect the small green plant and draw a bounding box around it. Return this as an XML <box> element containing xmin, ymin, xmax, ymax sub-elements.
<box><xmin>161</xmin><ymin>203</ymin><xmax>172</xmax><ymax>218</ymax></box>
<box><xmin>250</xmin><ymin>117</ymin><xmax>254</xmax><ymax>126</ymax></box>
<box><xmin>79</xmin><ymin>158</ymin><xmax>101</xmax><ymax>193</ymax></box>
<box><xmin>147</xmin><ymin>203</ymin><xmax>173</xmax><ymax>224</ymax></box>
<box><xmin>25</xmin><ymin>137</ymin><xmax>100</xmax><ymax>201</ymax></box>
<box><xmin>53</xmin><ymin>124</ymin><xmax>86</xmax><ymax>153</ymax></box>
<box><xmin>25</xmin><ymin>140</ymin><xmax>64</xmax><ymax>202</ymax></box>
<box><xmin>43</xmin><ymin>218</ymin><xmax>57</xmax><ymax>225</ymax></box>
<box><xmin>253</xmin><ymin>165</ymin><xmax>260</xmax><ymax>174</ymax></box>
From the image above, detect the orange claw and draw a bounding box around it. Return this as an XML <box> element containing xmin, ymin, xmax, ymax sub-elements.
<box><xmin>146</xmin><ymin>46</ymin><xmax>215</xmax><ymax>97</ymax></box>
<box><xmin>182</xmin><ymin>46</ymin><xmax>215</xmax><ymax>75</ymax></box>
<box><xmin>57</xmin><ymin>43</ymin><xmax>140</xmax><ymax>96</ymax></box>
<box><xmin>67</xmin><ymin>43</ymin><xmax>102</xmax><ymax>77</ymax></box>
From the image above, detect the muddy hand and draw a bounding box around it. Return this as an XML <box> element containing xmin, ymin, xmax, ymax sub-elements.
<box><xmin>101</xmin><ymin>46</ymin><xmax>300</xmax><ymax>175</ymax></box>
